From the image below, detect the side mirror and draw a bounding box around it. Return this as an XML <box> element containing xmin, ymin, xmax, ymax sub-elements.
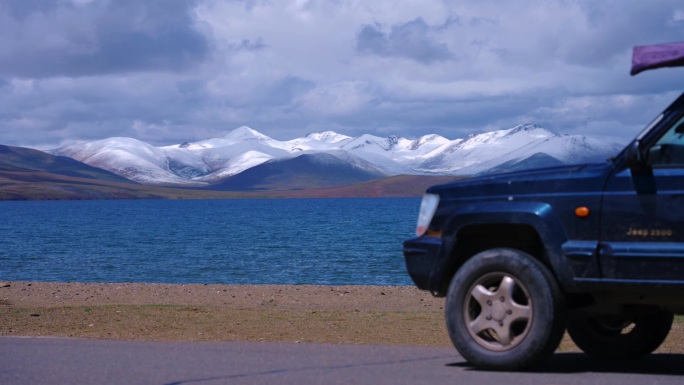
<box><xmin>625</xmin><ymin>140</ymin><xmax>656</xmax><ymax>177</ymax></box>
<box><xmin>625</xmin><ymin>140</ymin><xmax>643</xmax><ymax>168</ymax></box>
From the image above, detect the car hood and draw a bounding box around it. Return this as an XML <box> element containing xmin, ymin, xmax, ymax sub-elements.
<box><xmin>427</xmin><ymin>162</ymin><xmax>613</xmax><ymax>199</ymax></box>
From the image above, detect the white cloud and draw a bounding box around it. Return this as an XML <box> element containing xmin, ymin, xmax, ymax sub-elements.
<box><xmin>673</xmin><ymin>9</ymin><xmax>684</xmax><ymax>23</ymax></box>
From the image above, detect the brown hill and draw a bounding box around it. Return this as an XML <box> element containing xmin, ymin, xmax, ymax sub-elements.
<box><xmin>0</xmin><ymin>168</ymin><xmax>459</xmax><ymax>201</ymax></box>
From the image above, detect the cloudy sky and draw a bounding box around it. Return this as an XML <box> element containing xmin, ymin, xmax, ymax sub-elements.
<box><xmin>1</xmin><ymin>0</ymin><xmax>683</xmax><ymax>149</ymax></box>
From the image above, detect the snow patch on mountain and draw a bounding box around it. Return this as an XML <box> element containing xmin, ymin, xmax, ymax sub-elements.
<box><xmin>51</xmin><ymin>137</ymin><xmax>201</xmax><ymax>185</ymax></box>
<box><xmin>304</xmin><ymin>131</ymin><xmax>352</xmax><ymax>144</ymax></box>
<box><xmin>413</xmin><ymin>124</ymin><xmax>620</xmax><ymax>174</ymax></box>
<box><xmin>196</xmin><ymin>150</ymin><xmax>276</xmax><ymax>182</ymax></box>
<box><xmin>171</xmin><ymin>126</ymin><xmax>273</xmax><ymax>150</ymax></box>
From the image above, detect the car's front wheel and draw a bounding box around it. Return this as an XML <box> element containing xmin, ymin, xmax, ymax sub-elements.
<box><xmin>567</xmin><ymin>309</ymin><xmax>673</xmax><ymax>360</ymax></box>
<box><xmin>445</xmin><ymin>248</ymin><xmax>566</xmax><ymax>371</ymax></box>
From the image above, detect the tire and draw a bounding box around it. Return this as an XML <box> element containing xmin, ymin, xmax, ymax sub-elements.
<box><xmin>445</xmin><ymin>248</ymin><xmax>566</xmax><ymax>371</ymax></box>
<box><xmin>567</xmin><ymin>309</ymin><xmax>673</xmax><ymax>360</ymax></box>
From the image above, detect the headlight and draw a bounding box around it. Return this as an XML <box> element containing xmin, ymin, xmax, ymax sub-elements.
<box><xmin>415</xmin><ymin>193</ymin><xmax>439</xmax><ymax>236</ymax></box>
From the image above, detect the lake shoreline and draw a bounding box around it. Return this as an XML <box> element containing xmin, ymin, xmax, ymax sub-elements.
<box><xmin>0</xmin><ymin>281</ymin><xmax>436</xmax><ymax>310</ymax></box>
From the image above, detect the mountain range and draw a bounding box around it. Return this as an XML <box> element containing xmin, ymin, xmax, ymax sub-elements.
<box><xmin>0</xmin><ymin>143</ymin><xmax>457</xmax><ymax>200</ymax></box>
<box><xmin>48</xmin><ymin>124</ymin><xmax>623</xmax><ymax>189</ymax></box>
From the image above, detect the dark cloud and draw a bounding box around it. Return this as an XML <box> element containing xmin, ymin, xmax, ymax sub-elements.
<box><xmin>1</xmin><ymin>0</ymin><xmax>58</xmax><ymax>21</ymax></box>
<box><xmin>356</xmin><ymin>18</ymin><xmax>452</xmax><ymax>64</ymax></box>
<box><xmin>0</xmin><ymin>0</ymin><xmax>210</xmax><ymax>78</ymax></box>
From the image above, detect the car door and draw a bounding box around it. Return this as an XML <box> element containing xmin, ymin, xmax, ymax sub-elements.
<box><xmin>600</xmin><ymin>114</ymin><xmax>684</xmax><ymax>282</ymax></box>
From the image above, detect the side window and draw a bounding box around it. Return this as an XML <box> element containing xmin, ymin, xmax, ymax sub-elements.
<box><xmin>648</xmin><ymin>115</ymin><xmax>684</xmax><ymax>167</ymax></box>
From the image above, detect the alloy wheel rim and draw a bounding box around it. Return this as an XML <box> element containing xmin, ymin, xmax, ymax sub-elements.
<box><xmin>463</xmin><ymin>272</ymin><xmax>533</xmax><ymax>352</ymax></box>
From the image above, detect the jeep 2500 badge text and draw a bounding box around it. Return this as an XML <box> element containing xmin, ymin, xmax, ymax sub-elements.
<box><xmin>403</xmin><ymin>42</ymin><xmax>684</xmax><ymax>370</ymax></box>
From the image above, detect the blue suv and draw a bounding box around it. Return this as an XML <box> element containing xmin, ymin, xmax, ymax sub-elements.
<box><xmin>403</xmin><ymin>42</ymin><xmax>684</xmax><ymax>370</ymax></box>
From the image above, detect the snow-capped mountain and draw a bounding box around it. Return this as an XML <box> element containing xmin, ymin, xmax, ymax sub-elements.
<box><xmin>51</xmin><ymin>136</ymin><xmax>192</xmax><ymax>185</ymax></box>
<box><xmin>415</xmin><ymin>124</ymin><xmax>621</xmax><ymax>175</ymax></box>
<box><xmin>49</xmin><ymin>124</ymin><xmax>623</xmax><ymax>187</ymax></box>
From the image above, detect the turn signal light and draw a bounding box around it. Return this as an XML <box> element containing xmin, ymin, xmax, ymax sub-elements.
<box><xmin>575</xmin><ymin>206</ymin><xmax>590</xmax><ymax>217</ymax></box>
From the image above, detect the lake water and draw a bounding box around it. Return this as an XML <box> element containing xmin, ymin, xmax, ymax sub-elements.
<box><xmin>0</xmin><ymin>198</ymin><xmax>421</xmax><ymax>285</ymax></box>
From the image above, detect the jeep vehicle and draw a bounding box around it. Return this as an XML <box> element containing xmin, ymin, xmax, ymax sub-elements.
<box><xmin>403</xmin><ymin>42</ymin><xmax>684</xmax><ymax>370</ymax></box>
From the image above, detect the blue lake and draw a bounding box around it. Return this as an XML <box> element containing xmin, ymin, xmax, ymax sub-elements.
<box><xmin>0</xmin><ymin>198</ymin><xmax>421</xmax><ymax>285</ymax></box>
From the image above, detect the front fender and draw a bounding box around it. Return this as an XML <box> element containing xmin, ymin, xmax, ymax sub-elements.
<box><xmin>442</xmin><ymin>201</ymin><xmax>576</xmax><ymax>290</ymax></box>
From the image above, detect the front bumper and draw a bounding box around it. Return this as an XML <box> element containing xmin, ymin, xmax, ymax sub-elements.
<box><xmin>403</xmin><ymin>236</ymin><xmax>447</xmax><ymax>293</ymax></box>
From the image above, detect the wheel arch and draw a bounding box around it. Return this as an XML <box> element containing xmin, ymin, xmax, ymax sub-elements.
<box><xmin>437</xmin><ymin>201</ymin><xmax>572</xmax><ymax>295</ymax></box>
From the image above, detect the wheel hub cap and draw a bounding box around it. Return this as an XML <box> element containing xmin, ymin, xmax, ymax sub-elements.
<box><xmin>490</xmin><ymin>302</ymin><xmax>507</xmax><ymax>322</ymax></box>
